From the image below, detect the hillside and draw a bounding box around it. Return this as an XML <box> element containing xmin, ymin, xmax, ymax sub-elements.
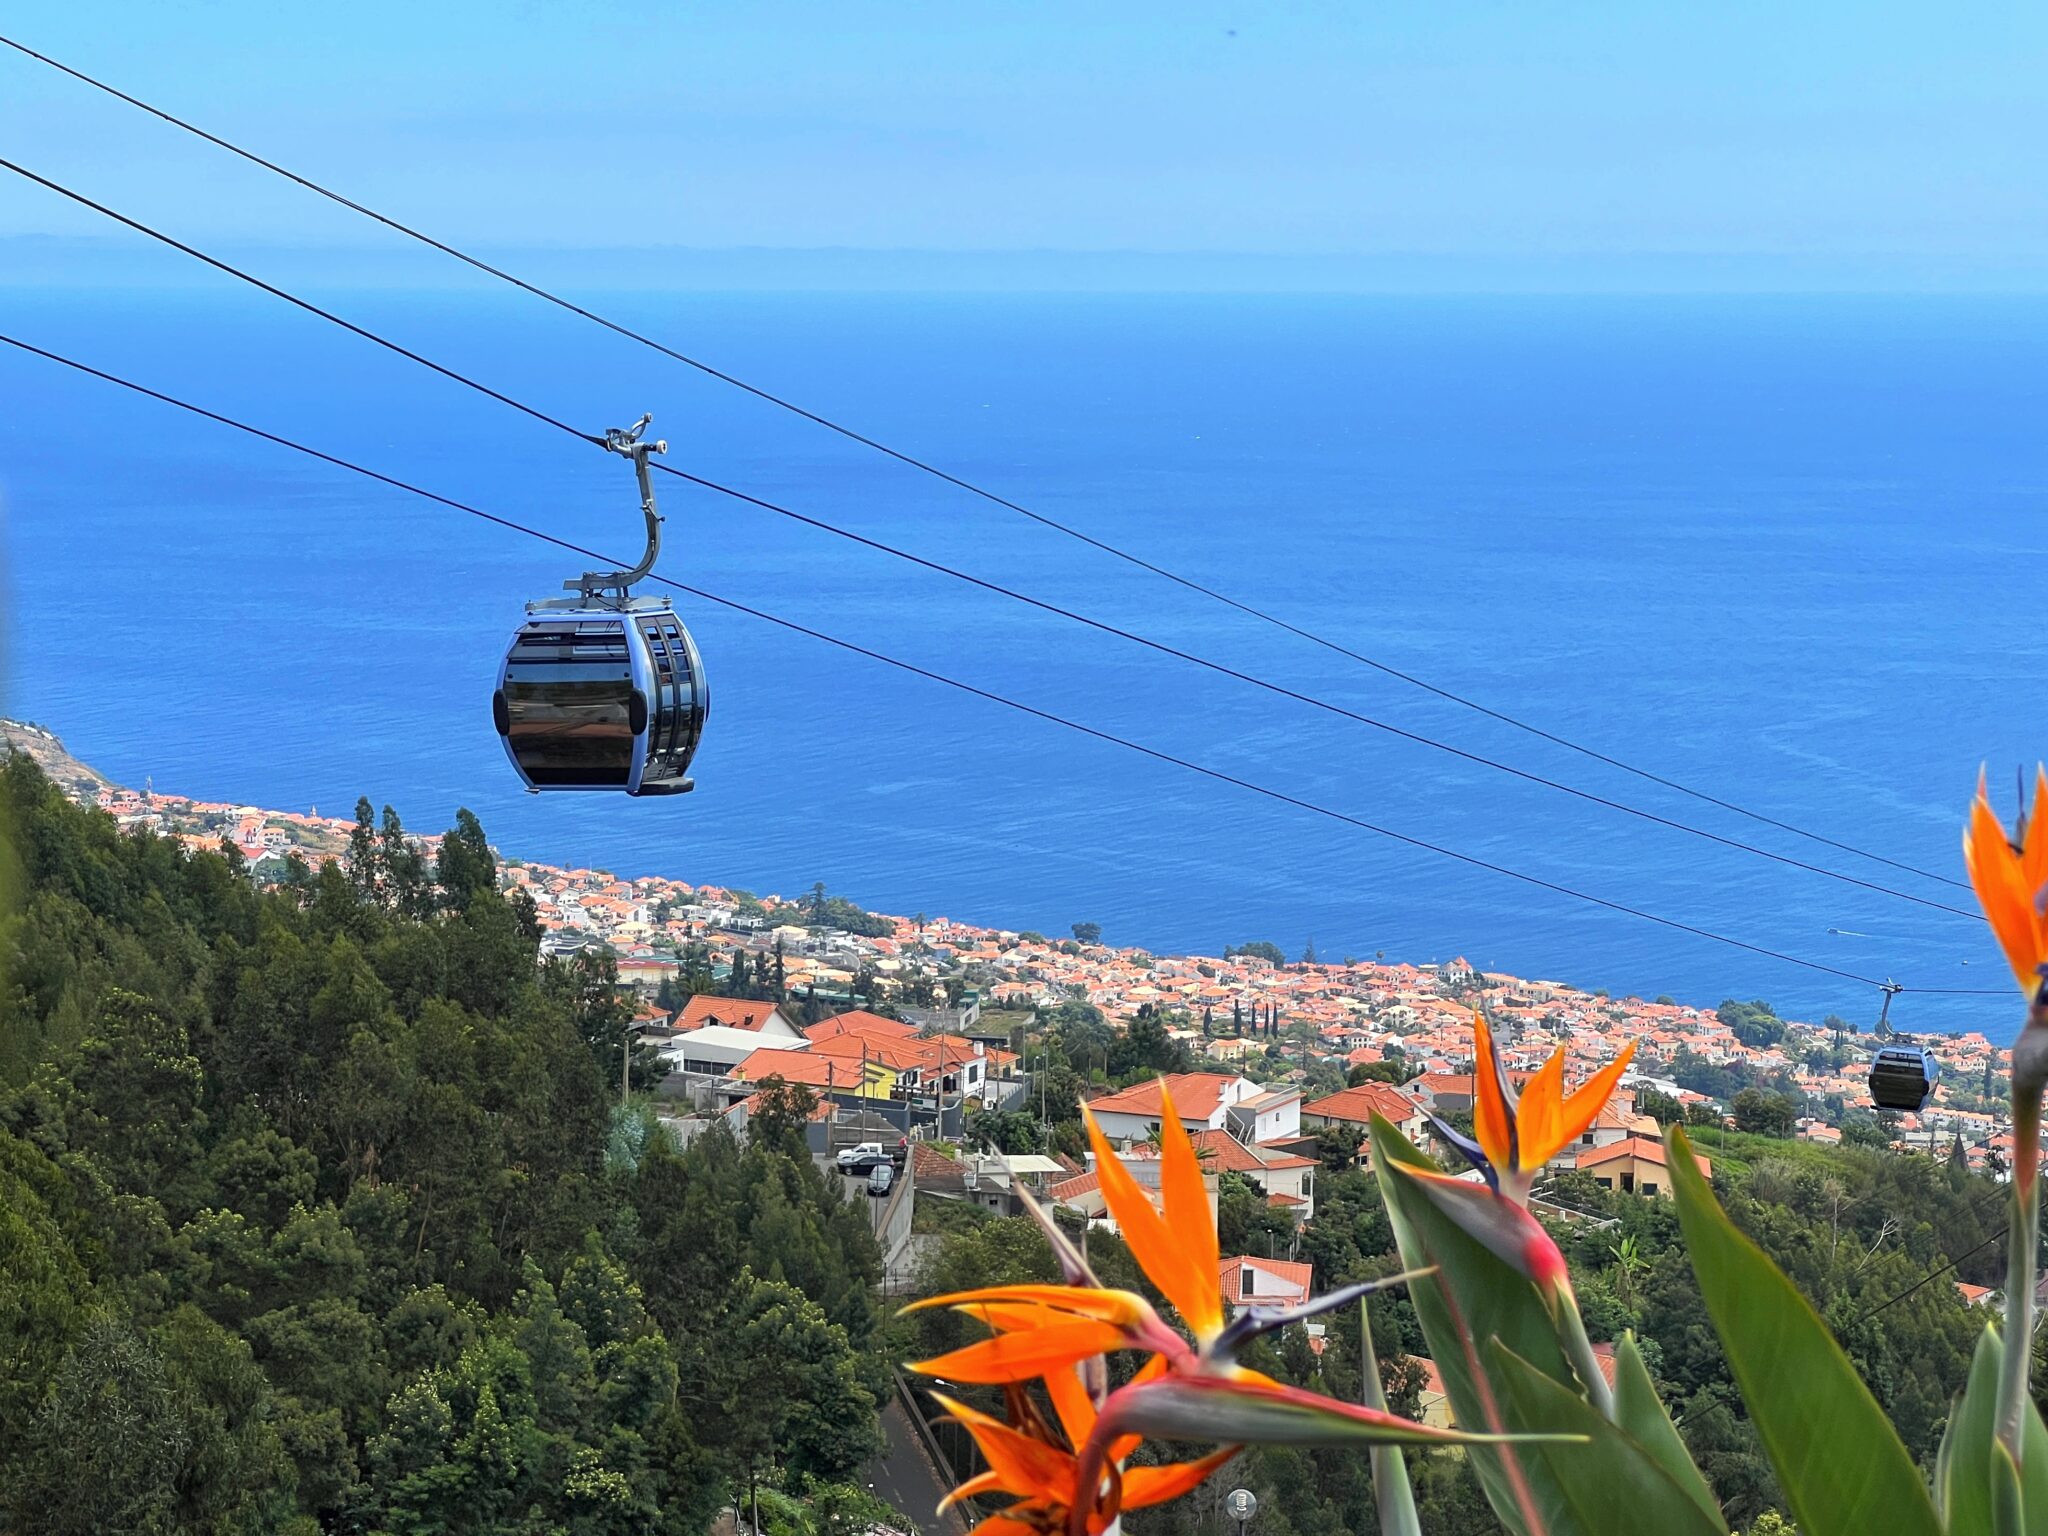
<box><xmin>0</xmin><ymin>751</ymin><xmax>897</xmax><ymax>1534</ymax></box>
<box><xmin>0</xmin><ymin>718</ymin><xmax>111</xmax><ymax>797</ymax></box>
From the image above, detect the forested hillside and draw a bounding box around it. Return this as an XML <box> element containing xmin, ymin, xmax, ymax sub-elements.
<box><xmin>0</xmin><ymin>755</ymin><xmax>890</xmax><ymax>1535</ymax></box>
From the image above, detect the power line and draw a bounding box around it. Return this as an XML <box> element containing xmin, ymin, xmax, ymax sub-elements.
<box><xmin>0</xmin><ymin>154</ymin><xmax>1984</xmax><ymax>926</ymax></box>
<box><xmin>1852</xmin><ymin>1185</ymin><xmax>2013</xmax><ymax>1325</ymax></box>
<box><xmin>0</xmin><ymin>28</ymin><xmax>1972</xmax><ymax>898</ymax></box>
<box><xmin>0</xmin><ymin>328</ymin><xmax>1911</xmax><ymax>993</ymax></box>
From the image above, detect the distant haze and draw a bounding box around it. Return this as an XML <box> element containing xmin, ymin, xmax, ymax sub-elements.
<box><xmin>2</xmin><ymin>0</ymin><xmax>2045</xmax><ymax>293</ymax></box>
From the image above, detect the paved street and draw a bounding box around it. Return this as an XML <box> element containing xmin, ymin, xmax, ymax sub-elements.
<box><xmin>868</xmin><ymin>1398</ymin><xmax>968</xmax><ymax>1536</ymax></box>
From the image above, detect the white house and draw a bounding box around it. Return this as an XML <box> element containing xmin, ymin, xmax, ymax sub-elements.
<box><xmin>1300</xmin><ymin>1081</ymin><xmax>1433</xmax><ymax>1146</ymax></box>
<box><xmin>1218</xmin><ymin>1256</ymin><xmax>1313</xmax><ymax>1312</ymax></box>
<box><xmin>1226</xmin><ymin>1088</ymin><xmax>1303</xmax><ymax>1144</ymax></box>
<box><xmin>1158</xmin><ymin>1128</ymin><xmax>1321</xmax><ymax>1220</ymax></box>
<box><xmin>661</xmin><ymin>995</ymin><xmax>809</xmax><ymax>1075</ymax></box>
<box><xmin>1087</xmin><ymin>1072</ymin><xmax>1282</xmax><ymax>1143</ymax></box>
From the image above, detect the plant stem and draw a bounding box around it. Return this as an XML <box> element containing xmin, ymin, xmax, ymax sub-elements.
<box><xmin>1997</xmin><ymin>1042</ymin><xmax>2045</xmax><ymax>1463</ymax></box>
<box><xmin>1555</xmin><ymin>1289</ymin><xmax>1616</xmax><ymax>1419</ymax></box>
<box><xmin>1360</xmin><ymin>1299</ymin><xmax>1422</xmax><ymax>1536</ymax></box>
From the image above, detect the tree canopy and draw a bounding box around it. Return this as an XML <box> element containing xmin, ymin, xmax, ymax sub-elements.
<box><xmin>0</xmin><ymin>754</ymin><xmax>891</xmax><ymax>1533</ymax></box>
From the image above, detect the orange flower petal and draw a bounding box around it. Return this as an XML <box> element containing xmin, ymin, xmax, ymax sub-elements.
<box><xmin>1044</xmin><ymin>1363</ymin><xmax>1098</xmax><ymax>1450</ymax></box>
<box><xmin>902</xmin><ymin>1285</ymin><xmax>1155</xmax><ymax>1329</ymax></box>
<box><xmin>1470</xmin><ymin>1009</ymin><xmax>1516</xmax><ymax>1169</ymax></box>
<box><xmin>1514</xmin><ymin>1047</ymin><xmax>1569</xmax><ymax>1168</ymax></box>
<box><xmin>1967</xmin><ymin>779</ymin><xmax>2046</xmax><ymax>994</ymax></box>
<box><xmin>929</xmin><ymin>1391</ymin><xmax>1077</xmax><ymax>1500</ymax></box>
<box><xmin>1549</xmin><ymin>1040</ymin><xmax>1639</xmax><ymax>1156</ymax></box>
<box><xmin>1155</xmin><ymin>1089</ymin><xmax>1225</xmax><ymax>1341</ymax></box>
<box><xmin>2026</xmin><ymin>766</ymin><xmax>2048</xmax><ymax>967</ymax></box>
<box><xmin>939</xmin><ymin>1472</ymin><xmax>1009</xmax><ymax>1513</ymax></box>
<box><xmin>1121</xmin><ymin>1446</ymin><xmax>1242</xmax><ymax>1510</ymax></box>
<box><xmin>1083</xmin><ymin>1108</ymin><xmax>1217</xmax><ymax>1342</ymax></box>
<box><xmin>911</xmin><ymin>1321</ymin><xmax>1129</xmax><ymax>1384</ymax></box>
<box><xmin>967</xmin><ymin>1301</ymin><xmax>1081</xmax><ymax>1334</ymax></box>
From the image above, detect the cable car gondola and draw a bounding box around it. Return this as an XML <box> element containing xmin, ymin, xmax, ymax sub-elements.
<box><xmin>1869</xmin><ymin>1046</ymin><xmax>1938</xmax><ymax>1112</ymax></box>
<box><xmin>1864</xmin><ymin>982</ymin><xmax>1938</xmax><ymax>1112</ymax></box>
<box><xmin>492</xmin><ymin>417</ymin><xmax>708</xmax><ymax>796</ymax></box>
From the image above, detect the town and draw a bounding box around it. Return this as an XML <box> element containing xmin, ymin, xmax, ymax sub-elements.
<box><xmin>18</xmin><ymin>715</ymin><xmax>2016</xmax><ymax>1199</ymax></box>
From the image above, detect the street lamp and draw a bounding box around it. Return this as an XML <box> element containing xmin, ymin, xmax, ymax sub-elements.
<box><xmin>1225</xmin><ymin>1486</ymin><xmax>1258</xmax><ymax>1536</ymax></box>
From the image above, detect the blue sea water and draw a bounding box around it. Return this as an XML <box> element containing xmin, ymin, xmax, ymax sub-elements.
<box><xmin>2</xmin><ymin>287</ymin><xmax>2044</xmax><ymax>1034</ymax></box>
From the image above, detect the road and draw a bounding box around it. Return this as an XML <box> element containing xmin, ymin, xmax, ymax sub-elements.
<box><xmin>868</xmin><ymin>1397</ymin><xmax>969</xmax><ymax>1536</ymax></box>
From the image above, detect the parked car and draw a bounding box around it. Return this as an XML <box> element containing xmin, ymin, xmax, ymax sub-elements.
<box><xmin>867</xmin><ymin>1163</ymin><xmax>896</xmax><ymax>1198</ymax></box>
<box><xmin>836</xmin><ymin>1139</ymin><xmax>908</xmax><ymax>1174</ymax></box>
<box><xmin>836</xmin><ymin>1142</ymin><xmax>889</xmax><ymax>1174</ymax></box>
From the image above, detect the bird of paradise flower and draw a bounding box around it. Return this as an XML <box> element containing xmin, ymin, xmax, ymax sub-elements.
<box><xmin>903</xmin><ymin>1086</ymin><xmax>1580</xmax><ymax>1536</ymax></box>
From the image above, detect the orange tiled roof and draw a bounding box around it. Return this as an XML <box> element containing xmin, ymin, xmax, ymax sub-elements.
<box><xmin>807</xmin><ymin>1010</ymin><xmax>918</xmax><ymax>1041</ymax></box>
<box><xmin>676</xmin><ymin>996</ymin><xmax>786</xmax><ymax>1033</ymax></box>
<box><xmin>730</xmin><ymin>1050</ymin><xmax>870</xmax><ymax>1090</ymax></box>
<box><xmin>1303</xmin><ymin>1082</ymin><xmax>1416</xmax><ymax>1125</ymax></box>
<box><xmin>1172</xmin><ymin>1128</ymin><xmax>1318</xmax><ymax>1173</ymax></box>
<box><xmin>1575</xmin><ymin>1136</ymin><xmax>1712</xmax><ymax>1179</ymax></box>
<box><xmin>1218</xmin><ymin>1255</ymin><xmax>1313</xmax><ymax>1302</ymax></box>
<box><xmin>1089</xmin><ymin>1072</ymin><xmax>1241</xmax><ymax>1121</ymax></box>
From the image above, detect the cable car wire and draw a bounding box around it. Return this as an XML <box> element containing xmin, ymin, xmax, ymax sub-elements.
<box><xmin>0</xmin><ymin>28</ymin><xmax>1974</xmax><ymax>897</ymax></box>
<box><xmin>1851</xmin><ymin>1185</ymin><xmax>2012</xmax><ymax>1326</ymax></box>
<box><xmin>0</xmin><ymin>327</ymin><xmax>1926</xmax><ymax>993</ymax></box>
<box><xmin>0</xmin><ymin>154</ymin><xmax>1984</xmax><ymax>924</ymax></box>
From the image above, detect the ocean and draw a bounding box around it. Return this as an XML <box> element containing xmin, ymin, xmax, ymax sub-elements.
<box><xmin>2</xmin><ymin>286</ymin><xmax>2043</xmax><ymax>1034</ymax></box>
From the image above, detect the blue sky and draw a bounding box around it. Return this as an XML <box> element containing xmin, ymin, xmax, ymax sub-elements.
<box><xmin>2</xmin><ymin>1</ymin><xmax>2045</xmax><ymax>283</ymax></box>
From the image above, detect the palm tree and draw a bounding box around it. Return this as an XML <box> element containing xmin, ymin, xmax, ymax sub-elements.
<box><xmin>1609</xmin><ymin>1232</ymin><xmax>1648</xmax><ymax>1307</ymax></box>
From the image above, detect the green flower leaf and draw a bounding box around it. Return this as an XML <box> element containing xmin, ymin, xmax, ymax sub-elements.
<box><xmin>1666</xmin><ymin>1126</ymin><xmax>1940</xmax><ymax>1536</ymax></box>
<box><xmin>1371</xmin><ymin>1114</ymin><xmax>1585</xmax><ymax>1536</ymax></box>
<box><xmin>1103</xmin><ymin>1373</ymin><xmax>1583</xmax><ymax>1450</ymax></box>
<box><xmin>1937</xmin><ymin>1326</ymin><xmax>2048</xmax><ymax>1536</ymax></box>
<box><xmin>1610</xmin><ymin>1332</ymin><xmax>1722</xmax><ymax>1530</ymax></box>
<box><xmin>1997</xmin><ymin>1441</ymin><xmax>2028</xmax><ymax>1536</ymax></box>
<box><xmin>1490</xmin><ymin>1341</ymin><xmax>1726</xmax><ymax>1536</ymax></box>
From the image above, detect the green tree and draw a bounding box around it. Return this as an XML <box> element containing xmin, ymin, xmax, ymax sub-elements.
<box><xmin>434</xmin><ymin>807</ymin><xmax>495</xmax><ymax>911</ymax></box>
<box><xmin>1731</xmin><ymin>1087</ymin><xmax>1798</xmax><ymax>1138</ymax></box>
<box><xmin>346</xmin><ymin>797</ymin><xmax>380</xmax><ymax>902</ymax></box>
<box><xmin>709</xmin><ymin>1270</ymin><xmax>882</xmax><ymax>1504</ymax></box>
<box><xmin>1636</xmin><ymin>1086</ymin><xmax>1686</xmax><ymax>1124</ymax></box>
<box><xmin>966</xmin><ymin>1106</ymin><xmax>1044</xmax><ymax>1155</ymax></box>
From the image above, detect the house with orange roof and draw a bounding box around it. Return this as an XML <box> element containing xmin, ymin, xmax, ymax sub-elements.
<box><xmin>728</xmin><ymin>1046</ymin><xmax>895</xmax><ymax>1100</ymax></box>
<box><xmin>808</xmin><ymin>1013</ymin><xmax>997</xmax><ymax>1104</ymax></box>
<box><xmin>675</xmin><ymin>995</ymin><xmax>805</xmax><ymax>1037</ymax></box>
<box><xmin>1087</xmin><ymin>1072</ymin><xmax>1296</xmax><ymax>1144</ymax></box>
<box><xmin>1218</xmin><ymin>1255</ymin><xmax>1313</xmax><ymax>1312</ymax></box>
<box><xmin>807</xmin><ymin>1009</ymin><xmax>918</xmax><ymax>1042</ymax></box>
<box><xmin>1126</xmin><ymin>1128</ymin><xmax>1321</xmax><ymax>1218</ymax></box>
<box><xmin>1409</xmin><ymin>1357</ymin><xmax>1453</xmax><ymax>1428</ymax></box>
<box><xmin>662</xmin><ymin>997</ymin><xmax>810</xmax><ymax>1075</ymax></box>
<box><xmin>1575</xmin><ymin>1136</ymin><xmax>1711</xmax><ymax>1197</ymax></box>
<box><xmin>1049</xmin><ymin>1153</ymin><xmax>1218</xmax><ymax>1238</ymax></box>
<box><xmin>1301</xmin><ymin>1082</ymin><xmax>1432</xmax><ymax>1148</ymax></box>
<box><xmin>1541</xmin><ymin>1091</ymin><xmax>1657</xmax><ymax>1172</ymax></box>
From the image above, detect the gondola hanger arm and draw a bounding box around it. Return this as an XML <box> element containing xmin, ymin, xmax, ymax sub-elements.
<box><xmin>572</xmin><ymin>414</ymin><xmax>667</xmax><ymax>600</ymax></box>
